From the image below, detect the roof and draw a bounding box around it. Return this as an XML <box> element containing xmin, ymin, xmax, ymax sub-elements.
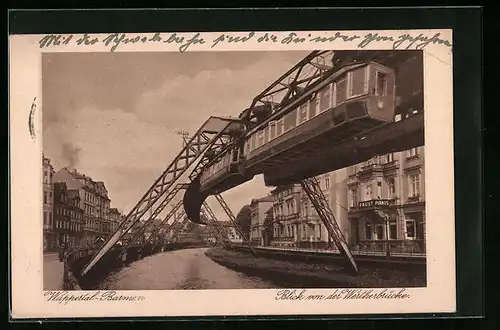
<box><xmin>54</xmin><ymin>168</ymin><xmax>110</xmax><ymax>199</ymax></box>
<box><xmin>250</xmin><ymin>195</ymin><xmax>273</xmax><ymax>205</ymax></box>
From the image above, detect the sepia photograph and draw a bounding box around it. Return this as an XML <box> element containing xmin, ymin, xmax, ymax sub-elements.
<box><xmin>9</xmin><ymin>29</ymin><xmax>455</xmax><ymax>318</ymax></box>
<box><xmin>41</xmin><ymin>50</ymin><xmax>426</xmax><ymax>291</ymax></box>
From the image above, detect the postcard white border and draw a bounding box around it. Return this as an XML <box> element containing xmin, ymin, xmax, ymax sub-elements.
<box><xmin>10</xmin><ymin>29</ymin><xmax>455</xmax><ymax>319</ymax></box>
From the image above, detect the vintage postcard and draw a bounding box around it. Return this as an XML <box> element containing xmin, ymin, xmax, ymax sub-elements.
<box><xmin>9</xmin><ymin>29</ymin><xmax>455</xmax><ymax>319</ymax></box>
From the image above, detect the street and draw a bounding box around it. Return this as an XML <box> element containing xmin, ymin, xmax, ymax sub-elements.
<box><xmin>43</xmin><ymin>253</ymin><xmax>64</xmax><ymax>290</ymax></box>
<box><xmin>97</xmin><ymin>248</ymin><xmax>277</xmax><ymax>290</ymax></box>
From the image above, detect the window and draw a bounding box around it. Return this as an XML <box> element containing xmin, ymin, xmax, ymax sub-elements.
<box><xmin>318</xmin><ymin>224</ymin><xmax>322</xmax><ymax>239</ymax></box>
<box><xmin>49</xmin><ymin>212</ymin><xmax>52</xmax><ymax>227</ymax></box>
<box><xmin>336</xmin><ymin>77</ymin><xmax>347</xmax><ymax>104</ymax></box>
<box><xmin>365</xmin><ymin>223</ymin><xmax>372</xmax><ymax>240</ymax></box>
<box><xmin>349</xmin><ymin>67</ymin><xmax>366</xmax><ymax>97</ymax></box>
<box><xmin>376</xmin><ymin>225</ymin><xmax>384</xmax><ymax>240</ymax></box>
<box><xmin>389</xmin><ymin>223</ymin><xmax>397</xmax><ymax>239</ymax></box>
<box><xmin>375</xmin><ymin>71</ymin><xmax>388</xmax><ymax>96</ymax></box>
<box><xmin>283</xmin><ymin>109</ymin><xmax>297</xmax><ymax>131</ymax></box>
<box><xmin>257</xmin><ymin>130</ymin><xmax>264</xmax><ymax>148</ymax></box>
<box><xmin>350</xmin><ymin>188</ymin><xmax>358</xmax><ymax>207</ymax></box>
<box><xmin>43</xmin><ymin>212</ymin><xmax>47</xmax><ymax>225</ymax></box>
<box><xmin>408</xmin><ymin>147</ymin><xmax>418</xmax><ymax>157</ymax></box>
<box><xmin>277</xmin><ymin>119</ymin><xmax>284</xmax><ymax>136</ymax></box>
<box><xmin>386</xmin><ymin>153</ymin><xmax>394</xmax><ymax>163</ymax></box>
<box><xmin>269</xmin><ymin>121</ymin><xmax>276</xmax><ymax>140</ymax></box>
<box><xmin>309</xmin><ymin>97</ymin><xmax>317</xmax><ymax>118</ymax></box>
<box><xmin>409</xmin><ymin>174</ymin><xmax>420</xmax><ymax>197</ymax></box>
<box><xmin>319</xmin><ymin>85</ymin><xmax>331</xmax><ymax>112</ymax></box>
<box><xmin>264</xmin><ymin>127</ymin><xmax>269</xmax><ymax>143</ymax></box>
<box><xmin>325</xmin><ymin>177</ymin><xmax>330</xmax><ymax>189</ymax></box>
<box><xmin>387</xmin><ymin>178</ymin><xmax>396</xmax><ymax>197</ymax></box>
<box><xmin>405</xmin><ymin>220</ymin><xmax>416</xmax><ymax>239</ymax></box>
<box><xmin>43</xmin><ymin>192</ymin><xmax>47</xmax><ymax>204</ymax></box>
<box><xmin>298</xmin><ymin>103</ymin><xmax>308</xmax><ymax>123</ymax></box>
<box><xmin>364</xmin><ymin>184</ymin><xmax>373</xmax><ymax>201</ymax></box>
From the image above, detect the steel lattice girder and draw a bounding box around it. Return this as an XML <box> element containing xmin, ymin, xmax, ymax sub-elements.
<box><xmin>250</xmin><ymin>51</ymin><xmax>334</xmax><ymax>110</ymax></box>
<box><xmin>201</xmin><ymin>204</ymin><xmax>232</xmax><ymax>246</ymax></box>
<box><xmin>129</xmin><ymin>199</ymin><xmax>184</xmax><ymax>250</ymax></box>
<box><xmin>120</xmin><ymin>185</ymin><xmax>186</xmax><ymax>251</ymax></box>
<box><xmin>300</xmin><ymin>177</ymin><xmax>358</xmax><ymax>274</ymax></box>
<box><xmin>214</xmin><ymin>194</ymin><xmax>257</xmax><ymax>256</ymax></box>
<box><xmin>82</xmin><ymin>117</ymin><xmax>236</xmax><ymax>276</ymax></box>
<box><xmin>169</xmin><ymin>217</ymin><xmax>190</xmax><ymax>241</ymax></box>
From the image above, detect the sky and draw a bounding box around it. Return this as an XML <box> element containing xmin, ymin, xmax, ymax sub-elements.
<box><xmin>42</xmin><ymin>51</ymin><xmax>309</xmax><ymax>219</ymax></box>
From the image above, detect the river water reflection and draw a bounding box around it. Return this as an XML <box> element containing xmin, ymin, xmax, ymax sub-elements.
<box><xmin>97</xmin><ymin>248</ymin><xmax>277</xmax><ymax>290</ymax></box>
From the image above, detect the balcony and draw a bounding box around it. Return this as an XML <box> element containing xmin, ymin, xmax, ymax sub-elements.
<box><xmin>404</xmin><ymin>154</ymin><xmax>423</xmax><ymax>170</ymax></box>
<box><xmin>406</xmin><ymin>195</ymin><xmax>421</xmax><ymax>204</ymax></box>
<box><xmin>358</xmin><ymin>162</ymin><xmax>383</xmax><ymax>177</ymax></box>
<box><xmin>382</xmin><ymin>160</ymin><xmax>399</xmax><ymax>172</ymax></box>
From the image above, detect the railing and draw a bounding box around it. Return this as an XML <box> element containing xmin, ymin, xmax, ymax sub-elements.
<box><xmin>232</xmin><ymin>240</ymin><xmax>426</xmax><ymax>259</ymax></box>
<box><xmin>406</xmin><ymin>195</ymin><xmax>421</xmax><ymax>203</ymax></box>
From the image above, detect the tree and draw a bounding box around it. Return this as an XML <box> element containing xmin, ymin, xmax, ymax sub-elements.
<box><xmin>235</xmin><ymin>204</ymin><xmax>252</xmax><ymax>240</ymax></box>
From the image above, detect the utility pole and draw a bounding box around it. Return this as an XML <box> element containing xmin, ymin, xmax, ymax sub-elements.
<box><xmin>176</xmin><ymin>130</ymin><xmax>190</xmax><ymax>148</ymax></box>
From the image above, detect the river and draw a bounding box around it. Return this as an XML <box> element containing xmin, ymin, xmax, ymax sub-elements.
<box><xmin>97</xmin><ymin>247</ymin><xmax>277</xmax><ymax>290</ymax></box>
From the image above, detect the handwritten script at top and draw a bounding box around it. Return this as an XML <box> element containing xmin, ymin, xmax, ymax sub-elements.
<box><xmin>38</xmin><ymin>32</ymin><xmax>452</xmax><ymax>52</ymax></box>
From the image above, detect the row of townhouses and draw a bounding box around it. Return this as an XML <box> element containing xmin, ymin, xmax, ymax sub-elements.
<box><xmin>42</xmin><ymin>155</ymin><xmax>125</xmax><ymax>252</ymax></box>
<box><xmin>249</xmin><ymin>147</ymin><xmax>426</xmax><ymax>254</ymax></box>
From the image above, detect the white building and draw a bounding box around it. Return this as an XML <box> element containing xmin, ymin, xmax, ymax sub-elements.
<box><xmin>249</xmin><ymin>196</ymin><xmax>273</xmax><ymax>245</ymax></box>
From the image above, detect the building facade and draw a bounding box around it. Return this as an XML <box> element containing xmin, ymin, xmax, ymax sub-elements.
<box><xmin>53</xmin><ymin>168</ymin><xmax>113</xmax><ymax>247</ymax></box>
<box><xmin>249</xmin><ymin>196</ymin><xmax>273</xmax><ymax>246</ymax></box>
<box><xmin>298</xmin><ymin>170</ymin><xmax>350</xmax><ymax>249</ymax></box>
<box><xmin>109</xmin><ymin>208</ymin><xmax>124</xmax><ymax>233</ymax></box>
<box><xmin>269</xmin><ymin>184</ymin><xmax>302</xmax><ymax>247</ymax></box>
<box><xmin>43</xmin><ymin>155</ymin><xmax>56</xmax><ymax>251</ymax></box>
<box><xmin>95</xmin><ymin>181</ymin><xmax>111</xmax><ymax>238</ymax></box>
<box><xmin>346</xmin><ymin>147</ymin><xmax>426</xmax><ymax>254</ymax></box>
<box><xmin>53</xmin><ymin>182</ymin><xmax>84</xmax><ymax>248</ymax></box>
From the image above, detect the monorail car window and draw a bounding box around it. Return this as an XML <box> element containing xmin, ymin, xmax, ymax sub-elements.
<box><xmin>284</xmin><ymin>108</ymin><xmax>297</xmax><ymax>131</ymax></box>
<box><xmin>245</xmin><ymin>140</ymin><xmax>250</xmax><ymax>154</ymax></box>
<box><xmin>319</xmin><ymin>84</ymin><xmax>331</xmax><ymax>112</ymax></box>
<box><xmin>309</xmin><ymin>96</ymin><xmax>317</xmax><ymax>118</ymax></box>
<box><xmin>298</xmin><ymin>102</ymin><xmax>308</xmax><ymax>124</ymax></box>
<box><xmin>375</xmin><ymin>71</ymin><xmax>388</xmax><ymax>96</ymax></box>
<box><xmin>276</xmin><ymin>118</ymin><xmax>284</xmax><ymax>136</ymax></box>
<box><xmin>336</xmin><ymin>76</ymin><xmax>347</xmax><ymax>104</ymax></box>
<box><xmin>258</xmin><ymin>130</ymin><xmax>264</xmax><ymax>147</ymax></box>
<box><xmin>264</xmin><ymin>126</ymin><xmax>269</xmax><ymax>143</ymax></box>
<box><xmin>251</xmin><ymin>134</ymin><xmax>256</xmax><ymax>150</ymax></box>
<box><xmin>269</xmin><ymin>121</ymin><xmax>276</xmax><ymax>140</ymax></box>
<box><xmin>349</xmin><ymin>67</ymin><xmax>367</xmax><ymax>98</ymax></box>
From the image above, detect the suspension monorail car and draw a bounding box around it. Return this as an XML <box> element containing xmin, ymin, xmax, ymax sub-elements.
<box><xmin>198</xmin><ymin>60</ymin><xmax>397</xmax><ymax>194</ymax></box>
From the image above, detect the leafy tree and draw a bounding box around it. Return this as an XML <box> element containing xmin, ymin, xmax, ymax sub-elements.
<box><xmin>235</xmin><ymin>204</ymin><xmax>252</xmax><ymax>240</ymax></box>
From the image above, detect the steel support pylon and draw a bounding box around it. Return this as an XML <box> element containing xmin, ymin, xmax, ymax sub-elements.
<box><xmin>201</xmin><ymin>203</ymin><xmax>232</xmax><ymax>247</ymax></box>
<box><xmin>300</xmin><ymin>177</ymin><xmax>358</xmax><ymax>274</ymax></box>
<box><xmin>81</xmin><ymin>117</ymin><xmax>236</xmax><ymax>276</ymax></box>
<box><xmin>129</xmin><ymin>199</ymin><xmax>184</xmax><ymax>250</ymax></box>
<box><xmin>214</xmin><ymin>194</ymin><xmax>257</xmax><ymax>257</ymax></box>
<box><xmin>169</xmin><ymin>216</ymin><xmax>190</xmax><ymax>241</ymax></box>
<box><xmin>120</xmin><ymin>187</ymin><xmax>185</xmax><ymax>253</ymax></box>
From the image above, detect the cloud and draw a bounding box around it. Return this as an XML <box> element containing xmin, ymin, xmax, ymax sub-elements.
<box><xmin>43</xmin><ymin>51</ymin><xmax>309</xmax><ymax>216</ymax></box>
<box><xmin>134</xmin><ymin>52</ymin><xmax>309</xmax><ymax>132</ymax></box>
